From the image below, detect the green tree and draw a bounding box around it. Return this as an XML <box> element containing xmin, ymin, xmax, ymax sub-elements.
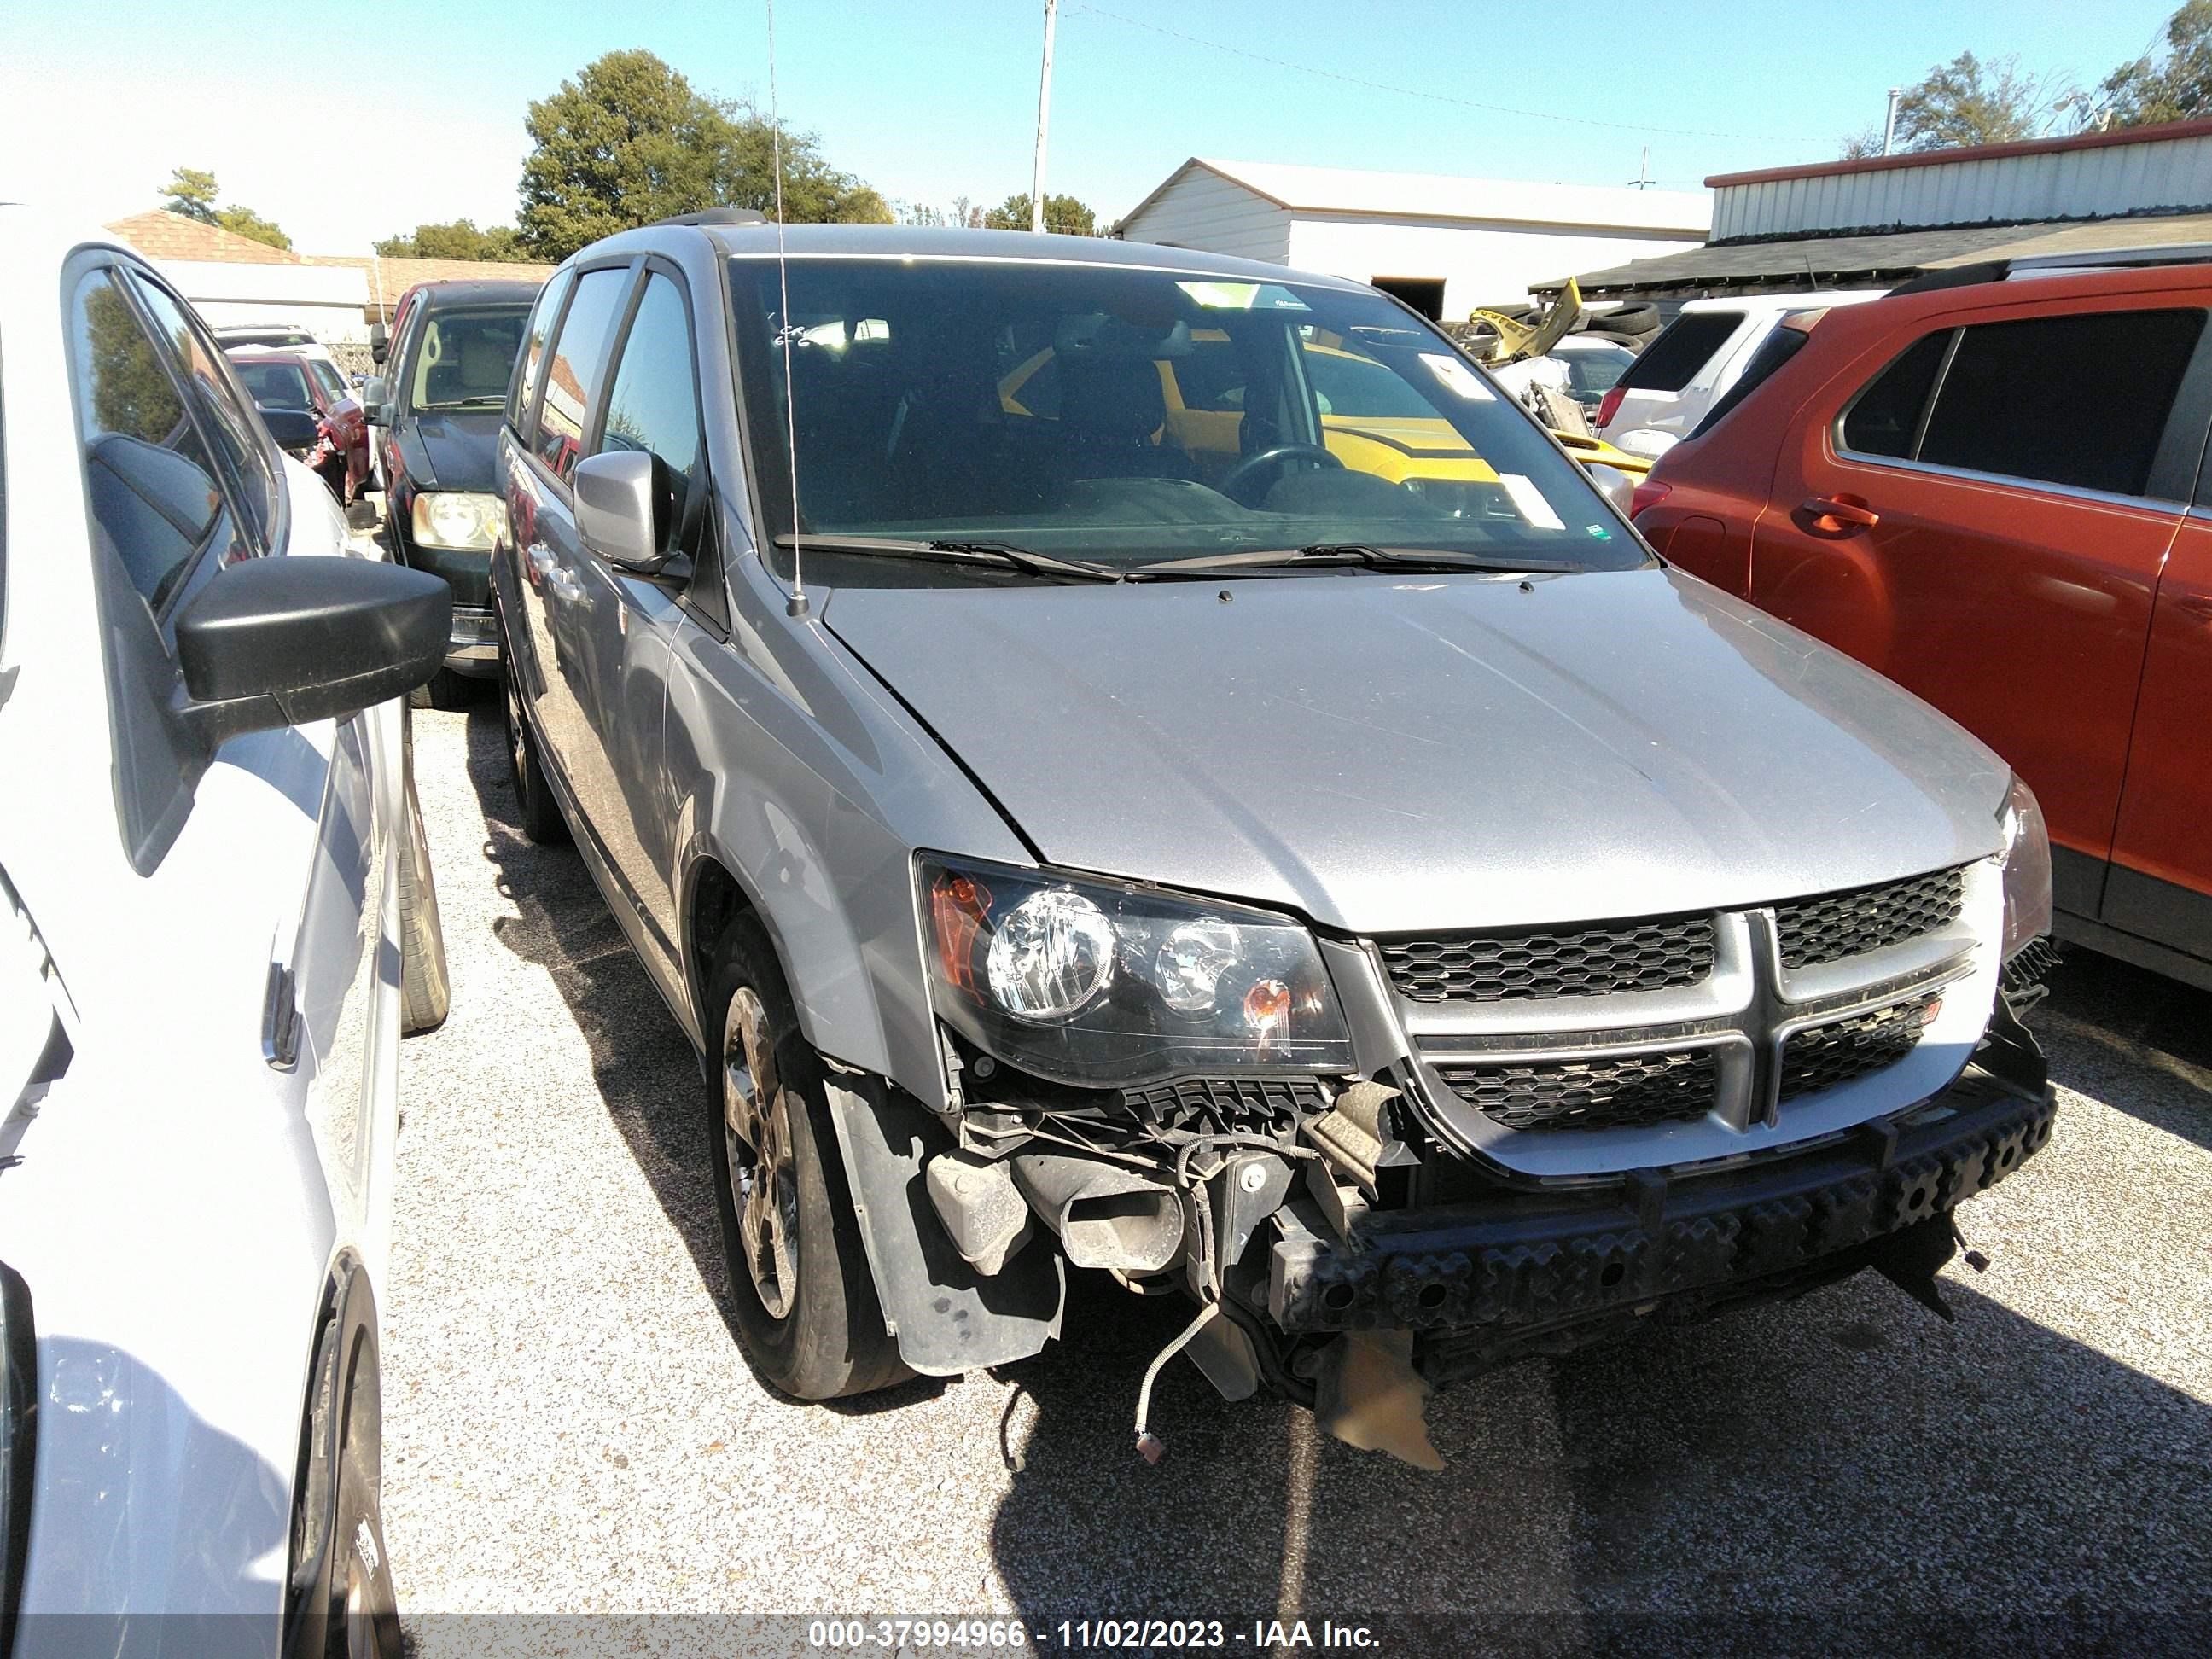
<box><xmin>162</xmin><ymin>166</ymin><xmax>220</xmax><ymax>224</ymax></box>
<box><xmin>1888</xmin><ymin>51</ymin><xmax>2066</xmax><ymax>151</ymax></box>
<box><xmin>2100</xmin><ymin>1</ymin><xmax>2212</xmax><ymax>125</ymax></box>
<box><xmin>375</xmin><ymin>218</ymin><xmax>525</xmax><ymax>260</ymax></box>
<box><xmin>84</xmin><ymin>280</ymin><xmax>184</xmax><ymax>438</ymax></box>
<box><xmin>217</xmin><ymin>206</ymin><xmax>292</xmax><ymax>251</ymax></box>
<box><xmin>516</xmin><ymin>50</ymin><xmax>890</xmax><ymax>259</ymax></box>
<box><xmin>981</xmin><ymin>192</ymin><xmax>1097</xmax><ymax>235</ymax></box>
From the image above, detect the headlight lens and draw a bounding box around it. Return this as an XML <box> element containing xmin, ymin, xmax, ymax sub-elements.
<box><xmin>1994</xmin><ymin>773</ymin><xmax>2052</xmax><ymax>962</ymax></box>
<box><xmin>920</xmin><ymin>854</ymin><xmax>1353</xmax><ymax>1087</ymax></box>
<box><xmin>411</xmin><ymin>491</ymin><xmax>502</xmax><ymax>552</ymax></box>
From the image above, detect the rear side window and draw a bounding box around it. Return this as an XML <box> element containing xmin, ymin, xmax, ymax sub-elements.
<box><xmin>1615</xmin><ymin>311</ymin><xmax>1742</xmax><ymax>394</ymax></box>
<box><xmin>1690</xmin><ymin>325</ymin><xmax>1809</xmax><ymax>439</ymax></box>
<box><xmin>534</xmin><ymin>267</ymin><xmax>629</xmax><ymax>485</ymax></box>
<box><xmin>1918</xmin><ymin>310</ymin><xmax>2204</xmax><ymax>498</ymax></box>
<box><xmin>509</xmin><ymin>268</ymin><xmax>573</xmax><ymax>439</ymax></box>
<box><xmin>233</xmin><ymin>359</ymin><xmax>313</xmax><ymax>409</ymax></box>
<box><xmin>1840</xmin><ymin>332</ymin><xmax>1950</xmax><ymax>458</ymax></box>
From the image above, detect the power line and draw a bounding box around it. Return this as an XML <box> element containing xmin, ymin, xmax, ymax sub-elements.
<box><xmin>1067</xmin><ymin>2</ymin><xmax>1791</xmax><ymax>145</ymax></box>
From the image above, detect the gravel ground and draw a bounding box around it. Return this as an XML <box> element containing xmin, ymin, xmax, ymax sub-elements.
<box><xmin>385</xmin><ymin>695</ymin><xmax>2212</xmax><ymax>1653</ymax></box>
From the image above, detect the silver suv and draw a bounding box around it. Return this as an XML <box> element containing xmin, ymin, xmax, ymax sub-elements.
<box><xmin>492</xmin><ymin>224</ymin><xmax>2057</xmax><ymax>1449</ymax></box>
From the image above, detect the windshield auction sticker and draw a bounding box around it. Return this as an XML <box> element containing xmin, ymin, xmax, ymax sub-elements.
<box><xmin>1417</xmin><ymin>352</ymin><xmax>1496</xmax><ymax>400</ymax></box>
<box><xmin>1176</xmin><ymin>280</ymin><xmax>1311</xmax><ymax>311</ymax></box>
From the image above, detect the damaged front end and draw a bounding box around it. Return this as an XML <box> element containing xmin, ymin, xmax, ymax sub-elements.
<box><xmin>894</xmin><ymin>853</ymin><xmax>2058</xmax><ymax>1464</ymax></box>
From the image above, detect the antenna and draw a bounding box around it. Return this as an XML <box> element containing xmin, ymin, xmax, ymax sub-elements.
<box><xmin>766</xmin><ymin>0</ymin><xmax>810</xmax><ymax>619</ymax></box>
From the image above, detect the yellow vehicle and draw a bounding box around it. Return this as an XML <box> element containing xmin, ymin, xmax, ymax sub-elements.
<box><xmin>998</xmin><ymin>329</ymin><xmax>1640</xmax><ymax>508</ymax></box>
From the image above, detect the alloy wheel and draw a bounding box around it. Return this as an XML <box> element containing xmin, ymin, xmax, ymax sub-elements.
<box><xmin>720</xmin><ymin>987</ymin><xmax>801</xmax><ymax>1319</ymax></box>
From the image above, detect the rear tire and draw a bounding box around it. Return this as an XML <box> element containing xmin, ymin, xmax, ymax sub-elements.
<box><xmin>397</xmin><ymin>768</ymin><xmax>450</xmax><ymax>1036</ymax></box>
<box><xmin>501</xmin><ymin>657</ymin><xmax>569</xmax><ymax>845</ymax></box>
<box><xmin>410</xmin><ymin>668</ymin><xmax>474</xmax><ymax>711</ymax></box>
<box><xmin>704</xmin><ymin>916</ymin><xmax>905</xmax><ymax>1400</ymax></box>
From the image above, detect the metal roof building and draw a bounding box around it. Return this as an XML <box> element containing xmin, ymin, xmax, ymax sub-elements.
<box><xmin>1558</xmin><ymin>119</ymin><xmax>2212</xmax><ymax>300</ymax></box>
<box><xmin>1112</xmin><ymin>158</ymin><xmax>1708</xmax><ymax>320</ymax></box>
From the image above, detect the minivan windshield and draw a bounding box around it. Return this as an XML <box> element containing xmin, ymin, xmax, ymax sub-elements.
<box><xmin>730</xmin><ymin>257</ymin><xmax>1640</xmax><ymax>574</ymax></box>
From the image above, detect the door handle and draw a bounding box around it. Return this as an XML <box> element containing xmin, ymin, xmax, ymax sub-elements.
<box><xmin>1802</xmin><ymin>495</ymin><xmax>1881</xmax><ymax>532</ymax></box>
<box><xmin>527</xmin><ymin>547</ymin><xmax>582</xmax><ymax>601</ymax></box>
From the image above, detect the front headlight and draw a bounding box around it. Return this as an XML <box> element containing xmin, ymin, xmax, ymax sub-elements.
<box><xmin>1994</xmin><ymin>773</ymin><xmax>2052</xmax><ymax>962</ymax></box>
<box><xmin>410</xmin><ymin>491</ymin><xmax>501</xmax><ymax>552</ymax></box>
<box><xmin>918</xmin><ymin>854</ymin><xmax>1353</xmax><ymax>1087</ymax></box>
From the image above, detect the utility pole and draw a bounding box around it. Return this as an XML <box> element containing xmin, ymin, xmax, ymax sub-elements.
<box><xmin>1882</xmin><ymin>87</ymin><xmax>1901</xmax><ymax>156</ymax></box>
<box><xmin>1031</xmin><ymin>0</ymin><xmax>1058</xmax><ymax>234</ymax></box>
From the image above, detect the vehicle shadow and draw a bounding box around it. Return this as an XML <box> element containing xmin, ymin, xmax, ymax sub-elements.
<box><xmin>2037</xmin><ymin>947</ymin><xmax>2212</xmax><ymax>1152</ymax></box>
<box><xmin>456</xmin><ymin>702</ymin><xmax>944</xmax><ymax>1414</ymax></box>
<box><xmin>988</xmin><ymin>1268</ymin><xmax>2212</xmax><ymax>1651</ymax></box>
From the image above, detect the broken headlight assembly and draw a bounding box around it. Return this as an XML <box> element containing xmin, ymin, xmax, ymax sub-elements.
<box><xmin>1994</xmin><ymin>772</ymin><xmax>2052</xmax><ymax>962</ymax></box>
<box><xmin>918</xmin><ymin>853</ymin><xmax>1352</xmax><ymax>1088</ymax></box>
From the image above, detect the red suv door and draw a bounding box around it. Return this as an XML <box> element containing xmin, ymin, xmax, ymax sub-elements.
<box><xmin>2104</xmin><ymin>509</ymin><xmax>2212</xmax><ymax>970</ymax></box>
<box><xmin>1747</xmin><ymin>293</ymin><xmax>2211</xmax><ymax>913</ymax></box>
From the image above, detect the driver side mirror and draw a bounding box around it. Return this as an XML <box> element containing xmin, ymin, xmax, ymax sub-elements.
<box><xmin>258</xmin><ymin>405</ymin><xmax>321</xmax><ymax>452</ymax></box>
<box><xmin>361</xmin><ymin>375</ymin><xmax>388</xmax><ymax>424</ymax></box>
<box><xmin>369</xmin><ymin>323</ymin><xmax>388</xmax><ymax>366</ymax></box>
<box><xmin>1582</xmin><ymin>463</ymin><xmax>1636</xmax><ymax>517</ymax></box>
<box><xmin>573</xmin><ymin>449</ymin><xmax>672</xmax><ymax>572</ymax></box>
<box><xmin>174</xmin><ymin>557</ymin><xmax>449</xmax><ymax>750</ymax></box>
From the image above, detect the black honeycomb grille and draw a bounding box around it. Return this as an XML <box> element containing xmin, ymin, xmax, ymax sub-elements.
<box><xmin>1778</xmin><ymin>998</ymin><xmax>1936</xmax><ymax>1103</ymax></box>
<box><xmin>1437</xmin><ymin>1047</ymin><xmax>1720</xmax><ymax>1132</ymax></box>
<box><xmin>1118</xmin><ymin>1075</ymin><xmax>1330</xmax><ymax>1133</ymax></box>
<box><xmin>1378</xmin><ymin>916</ymin><xmax>1714</xmax><ymax>1004</ymax></box>
<box><xmin>1773</xmin><ymin>868</ymin><xmax>1965</xmax><ymax>969</ymax></box>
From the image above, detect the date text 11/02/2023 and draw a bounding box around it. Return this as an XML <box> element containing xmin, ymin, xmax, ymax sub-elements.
<box><xmin>806</xmin><ymin>1620</ymin><xmax>1383</xmax><ymax>1650</ymax></box>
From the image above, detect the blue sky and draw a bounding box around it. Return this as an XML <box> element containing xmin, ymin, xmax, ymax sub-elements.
<box><xmin>0</xmin><ymin>0</ymin><xmax>2181</xmax><ymax>253</ymax></box>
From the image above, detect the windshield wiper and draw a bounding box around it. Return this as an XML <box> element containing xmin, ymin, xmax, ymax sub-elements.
<box><xmin>773</xmin><ymin>534</ymin><xmax>1125</xmax><ymax>583</ymax></box>
<box><xmin>1131</xmin><ymin>543</ymin><xmax>1583</xmax><ymax>578</ymax></box>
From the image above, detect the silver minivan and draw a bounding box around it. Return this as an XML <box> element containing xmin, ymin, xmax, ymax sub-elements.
<box><xmin>492</xmin><ymin>224</ymin><xmax>2056</xmax><ymax>1454</ymax></box>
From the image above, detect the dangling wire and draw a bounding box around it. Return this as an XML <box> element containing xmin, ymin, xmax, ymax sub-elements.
<box><xmin>765</xmin><ymin>0</ymin><xmax>809</xmax><ymax>618</ymax></box>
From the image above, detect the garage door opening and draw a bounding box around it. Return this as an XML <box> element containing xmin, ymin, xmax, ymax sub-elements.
<box><xmin>1371</xmin><ymin>276</ymin><xmax>1445</xmax><ymax>321</ymax></box>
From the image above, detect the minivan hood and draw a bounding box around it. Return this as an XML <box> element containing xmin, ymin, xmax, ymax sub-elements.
<box><xmin>396</xmin><ymin>410</ymin><xmax>499</xmax><ymax>493</ymax></box>
<box><xmin>823</xmin><ymin>568</ymin><xmax>2009</xmax><ymax>934</ymax></box>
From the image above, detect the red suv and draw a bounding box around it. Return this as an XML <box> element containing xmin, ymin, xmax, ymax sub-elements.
<box><xmin>1635</xmin><ymin>263</ymin><xmax>2212</xmax><ymax>990</ymax></box>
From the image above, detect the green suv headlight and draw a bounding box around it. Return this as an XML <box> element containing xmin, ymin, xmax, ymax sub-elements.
<box><xmin>919</xmin><ymin>854</ymin><xmax>1353</xmax><ymax>1088</ymax></box>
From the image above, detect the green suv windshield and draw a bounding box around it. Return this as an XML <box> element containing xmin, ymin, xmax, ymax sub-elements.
<box><xmin>409</xmin><ymin>307</ymin><xmax>527</xmax><ymax>412</ymax></box>
<box><xmin>728</xmin><ymin>257</ymin><xmax>1639</xmax><ymax>574</ymax></box>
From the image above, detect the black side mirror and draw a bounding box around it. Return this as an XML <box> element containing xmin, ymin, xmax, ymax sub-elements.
<box><xmin>259</xmin><ymin>405</ymin><xmax>321</xmax><ymax>451</ymax></box>
<box><xmin>369</xmin><ymin>323</ymin><xmax>388</xmax><ymax>366</ymax></box>
<box><xmin>174</xmin><ymin>557</ymin><xmax>449</xmax><ymax>749</ymax></box>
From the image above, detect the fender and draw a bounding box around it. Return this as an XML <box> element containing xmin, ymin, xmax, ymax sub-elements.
<box><xmin>819</xmin><ymin>1070</ymin><xmax>1062</xmax><ymax>1376</ymax></box>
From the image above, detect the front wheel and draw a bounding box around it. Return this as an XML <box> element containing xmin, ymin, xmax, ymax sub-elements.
<box><xmin>704</xmin><ymin>917</ymin><xmax>905</xmax><ymax>1400</ymax></box>
<box><xmin>500</xmin><ymin>659</ymin><xmax>568</xmax><ymax>845</ymax></box>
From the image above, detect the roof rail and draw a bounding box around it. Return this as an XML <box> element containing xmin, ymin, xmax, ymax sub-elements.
<box><xmin>652</xmin><ymin>208</ymin><xmax>769</xmax><ymax>228</ymax></box>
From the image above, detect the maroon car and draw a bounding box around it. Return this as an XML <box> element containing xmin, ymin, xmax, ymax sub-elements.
<box><xmin>224</xmin><ymin>347</ymin><xmax>370</xmax><ymax>504</ymax></box>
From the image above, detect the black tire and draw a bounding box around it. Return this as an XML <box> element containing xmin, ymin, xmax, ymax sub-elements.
<box><xmin>704</xmin><ymin>915</ymin><xmax>905</xmax><ymax>1400</ymax></box>
<box><xmin>410</xmin><ymin>667</ymin><xmax>474</xmax><ymax>711</ymax></box>
<box><xmin>1592</xmin><ymin>303</ymin><xmax>1660</xmax><ymax>337</ymax></box>
<box><xmin>286</xmin><ymin>1308</ymin><xmax>401</xmax><ymax>1659</ymax></box>
<box><xmin>397</xmin><ymin>767</ymin><xmax>450</xmax><ymax>1035</ymax></box>
<box><xmin>500</xmin><ymin>656</ymin><xmax>569</xmax><ymax>845</ymax></box>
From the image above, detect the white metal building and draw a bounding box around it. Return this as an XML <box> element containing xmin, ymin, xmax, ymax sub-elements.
<box><xmin>1112</xmin><ymin>159</ymin><xmax>1709</xmax><ymax>319</ymax></box>
<box><xmin>1564</xmin><ymin>117</ymin><xmax>2212</xmax><ymax>300</ymax></box>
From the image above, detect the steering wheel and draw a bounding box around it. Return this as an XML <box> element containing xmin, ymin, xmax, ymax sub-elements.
<box><xmin>1217</xmin><ymin>443</ymin><xmax>1343</xmax><ymax>504</ymax></box>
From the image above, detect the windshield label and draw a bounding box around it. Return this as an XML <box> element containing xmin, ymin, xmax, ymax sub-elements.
<box><xmin>1499</xmin><ymin>474</ymin><xmax>1565</xmax><ymax>531</ymax></box>
<box><xmin>1419</xmin><ymin>353</ymin><xmax>1496</xmax><ymax>401</ymax></box>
